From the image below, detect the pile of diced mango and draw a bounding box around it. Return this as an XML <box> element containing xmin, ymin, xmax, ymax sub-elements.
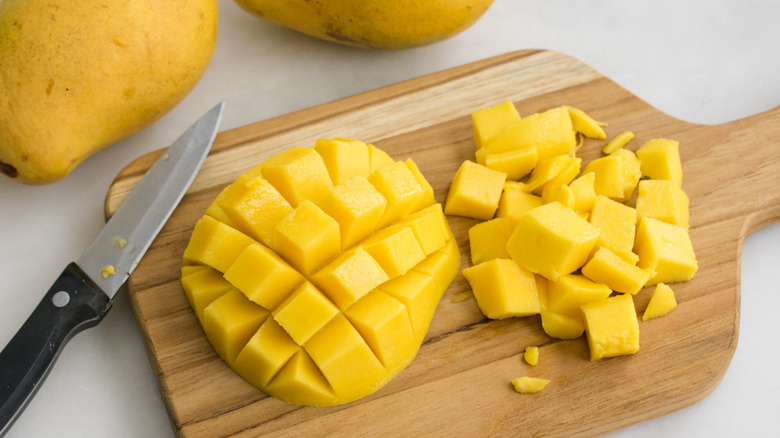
<box><xmin>447</xmin><ymin>101</ymin><xmax>696</xmax><ymax>389</ymax></box>
<box><xmin>181</xmin><ymin>139</ymin><xmax>459</xmax><ymax>406</ymax></box>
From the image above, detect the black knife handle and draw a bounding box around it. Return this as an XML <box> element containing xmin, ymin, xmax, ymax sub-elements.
<box><xmin>0</xmin><ymin>263</ymin><xmax>112</xmax><ymax>436</ymax></box>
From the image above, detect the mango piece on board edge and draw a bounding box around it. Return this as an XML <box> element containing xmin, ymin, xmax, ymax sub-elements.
<box><xmin>182</xmin><ymin>139</ymin><xmax>459</xmax><ymax>406</ymax></box>
<box><xmin>0</xmin><ymin>0</ymin><xmax>218</xmax><ymax>184</ymax></box>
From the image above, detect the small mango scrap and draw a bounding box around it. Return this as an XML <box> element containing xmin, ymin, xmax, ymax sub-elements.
<box><xmin>643</xmin><ymin>283</ymin><xmax>678</xmax><ymax>320</ymax></box>
<box><xmin>454</xmin><ymin>101</ymin><xmax>698</xmax><ymax>366</ymax></box>
<box><xmin>523</xmin><ymin>346</ymin><xmax>539</xmax><ymax>366</ymax></box>
<box><xmin>182</xmin><ymin>138</ymin><xmax>459</xmax><ymax>406</ymax></box>
<box><xmin>511</xmin><ymin>376</ymin><xmax>550</xmax><ymax>394</ymax></box>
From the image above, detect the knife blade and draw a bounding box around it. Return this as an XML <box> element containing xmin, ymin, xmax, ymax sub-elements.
<box><xmin>0</xmin><ymin>102</ymin><xmax>224</xmax><ymax>436</ymax></box>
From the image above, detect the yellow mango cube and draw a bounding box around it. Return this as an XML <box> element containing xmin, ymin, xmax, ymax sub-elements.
<box><xmin>546</xmin><ymin>274</ymin><xmax>612</xmax><ymax>317</ymax></box>
<box><xmin>565</xmin><ymin>106</ymin><xmax>606</xmax><ymax>139</ymax></box>
<box><xmin>303</xmin><ymin>314</ymin><xmax>388</xmax><ymax>403</ymax></box>
<box><xmin>536</xmin><ymin>263</ymin><xmax>587</xmax><ymax>341</ymax></box>
<box><xmin>311</xmin><ymin>246</ymin><xmax>389</xmax><ymax>310</ymax></box>
<box><xmin>476</xmin><ymin>146</ymin><xmax>538</xmax><ymax>180</ymax></box>
<box><xmin>444</xmin><ymin>160</ymin><xmax>506</xmax><ymax>220</ymax></box>
<box><xmin>404</xmin><ymin>159</ymin><xmax>437</xmax><ymax>212</ymax></box>
<box><xmin>223</xmin><ymin>243</ymin><xmax>305</xmax><ymax>310</ymax></box>
<box><xmin>588</xmin><ymin>195</ymin><xmax>639</xmax><ymax>264</ymax></box>
<box><xmin>643</xmin><ymin>283</ymin><xmax>678</xmax><ymax>321</ymax></box>
<box><xmin>612</xmin><ymin>148</ymin><xmax>642</xmax><ymax>201</ymax></box>
<box><xmin>483</xmin><ymin>106</ymin><xmax>576</xmax><ymax>162</ymax></box>
<box><xmin>379</xmin><ymin>270</ymin><xmax>439</xmax><ymax>340</ymax></box>
<box><xmin>181</xmin><ymin>265</ymin><xmax>232</xmax><ymax>321</ymax></box>
<box><xmin>217</xmin><ymin>175</ymin><xmax>294</xmax><ymax>247</ymax></box>
<box><xmin>539</xmin><ymin>157</ymin><xmax>582</xmax><ymax>203</ymax></box>
<box><xmin>496</xmin><ymin>183</ymin><xmax>542</xmax><ymax>222</ymax></box>
<box><xmin>319</xmin><ymin>175</ymin><xmax>387</xmax><ymax>249</ymax></box>
<box><xmin>634</xmin><ymin>217</ymin><xmax>698</xmax><ymax>285</ymax></box>
<box><xmin>181</xmin><ymin>264</ymin><xmax>208</xmax><ymax>278</ymax></box>
<box><xmin>461</xmin><ymin>258</ymin><xmax>540</xmax><ymax>319</ymax></box>
<box><xmin>368</xmin><ymin>161</ymin><xmax>426</xmax><ymax>227</ymax></box>
<box><xmin>568</xmin><ymin>172</ymin><xmax>597</xmax><ymax>214</ymax></box>
<box><xmin>183</xmin><ymin>215</ymin><xmax>256</xmax><ymax>273</ymax></box>
<box><xmin>524</xmin><ymin>346</ymin><xmax>539</xmax><ymax>366</ymax></box>
<box><xmin>525</xmin><ymin>155</ymin><xmax>581</xmax><ymax>195</ymax></box>
<box><xmin>512</xmin><ymin>377</ymin><xmax>550</xmax><ymax>394</ymax></box>
<box><xmin>344</xmin><ymin>290</ymin><xmax>417</xmax><ymax>369</ymax></box>
<box><xmin>581</xmin><ymin>293</ymin><xmax>640</xmax><ymax>361</ymax></box>
<box><xmin>636</xmin><ymin>138</ymin><xmax>683</xmax><ymax>187</ymax></box>
<box><xmin>542</xmin><ymin>183</ymin><xmax>575</xmax><ymax>209</ymax></box>
<box><xmin>367</xmin><ymin>143</ymin><xmax>395</xmax><ymax>173</ymax></box>
<box><xmin>393</xmin><ymin>203</ymin><xmax>448</xmax><ymax>255</ymax></box>
<box><xmin>582</xmin><ymin>154</ymin><xmax>626</xmax><ymax>201</ymax></box>
<box><xmin>412</xmin><ymin>237</ymin><xmax>460</xmax><ymax>297</ymax></box>
<box><xmin>506</xmin><ymin>202</ymin><xmax>600</xmax><ymax>281</ymax></box>
<box><xmin>610</xmin><ymin>149</ymin><xmax>642</xmax><ymax>201</ymax></box>
<box><xmin>202</xmin><ymin>289</ymin><xmax>270</xmax><ymax>364</ymax></box>
<box><xmin>205</xmin><ymin>184</ymin><xmax>236</xmax><ymax>228</ymax></box>
<box><xmin>541</xmin><ymin>307</ymin><xmax>586</xmax><ymax>339</ymax></box>
<box><xmin>523</xmin><ymin>106</ymin><xmax>578</xmax><ymax>161</ymax></box>
<box><xmin>261</xmin><ymin>147</ymin><xmax>334</xmax><ymax>207</ymax></box>
<box><xmin>582</xmin><ymin>246</ymin><xmax>653</xmax><ymax>295</ymax></box>
<box><xmin>468</xmin><ymin>217</ymin><xmax>516</xmax><ymax>265</ymax></box>
<box><xmin>233</xmin><ymin>318</ymin><xmax>300</xmax><ymax>389</ymax></box>
<box><xmin>471</xmin><ymin>99</ymin><xmax>521</xmax><ymax>149</ymax></box>
<box><xmin>314</xmin><ymin>137</ymin><xmax>370</xmax><ymax>185</ymax></box>
<box><xmin>265</xmin><ymin>350</ymin><xmax>335</xmax><ymax>406</ymax></box>
<box><xmin>273</xmin><ymin>200</ymin><xmax>341</xmax><ymax>275</ymax></box>
<box><xmin>362</xmin><ymin>226</ymin><xmax>426</xmax><ymax>278</ymax></box>
<box><xmin>636</xmin><ymin>179</ymin><xmax>690</xmax><ymax>230</ymax></box>
<box><xmin>272</xmin><ymin>282</ymin><xmax>339</xmax><ymax>345</ymax></box>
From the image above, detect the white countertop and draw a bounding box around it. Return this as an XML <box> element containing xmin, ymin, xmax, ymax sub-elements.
<box><xmin>2</xmin><ymin>1</ymin><xmax>779</xmax><ymax>436</ymax></box>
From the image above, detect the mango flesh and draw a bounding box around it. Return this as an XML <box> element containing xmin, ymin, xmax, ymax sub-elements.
<box><xmin>511</xmin><ymin>376</ymin><xmax>550</xmax><ymax>394</ymax></box>
<box><xmin>233</xmin><ymin>0</ymin><xmax>494</xmax><ymax>50</ymax></box>
<box><xmin>643</xmin><ymin>283</ymin><xmax>678</xmax><ymax>321</ymax></box>
<box><xmin>182</xmin><ymin>139</ymin><xmax>459</xmax><ymax>406</ymax></box>
<box><xmin>452</xmin><ymin>102</ymin><xmax>699</xmax><ymax>365</ymax></box>
<box><xmin>0</xmin><ymin>0</ymin><xmax>217</xmax><ymax>184</ymax></box>
<box><xmin>582</xmin><ymin>294</ymin><xmax>640</xmax><ymax>361</ymax></box>
<box><xmin>444</xmin><ymin>160</ymin><xmax>506</xmax><ymax>220</ymax></box>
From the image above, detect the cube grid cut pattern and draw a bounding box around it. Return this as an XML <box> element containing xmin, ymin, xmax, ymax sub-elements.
<box><xmin>183</xmin><ymin>141</ymin><xmax>459</xmax><ymax>407</ymax></box>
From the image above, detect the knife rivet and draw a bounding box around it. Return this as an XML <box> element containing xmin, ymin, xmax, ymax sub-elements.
<box><xmin>52</xmin><ymin>291</ymin><xmax>70</xmax><ymax>308</ymax></box>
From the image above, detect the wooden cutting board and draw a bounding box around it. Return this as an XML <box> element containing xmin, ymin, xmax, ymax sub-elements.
<box><xmin>106</xmin><ymin>50</ymin><xmax>780</xmax><ymax>437</ymax></box>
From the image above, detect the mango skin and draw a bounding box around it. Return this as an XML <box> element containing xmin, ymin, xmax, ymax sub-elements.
<box><xmin>233</xmin><ymin>0</ymin><xmax>494</xmax><ymax>50</ymax></box>
<box><xmin>0</xmin><ymin>0</ymin><xmax>218</xmax><ymax>184</ymax></box>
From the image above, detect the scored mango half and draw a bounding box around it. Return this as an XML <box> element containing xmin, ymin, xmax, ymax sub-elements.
<box><xmin>181</xmin><ymin>138</ymin><xmax>459</xmax><ymax>406</ymax></box>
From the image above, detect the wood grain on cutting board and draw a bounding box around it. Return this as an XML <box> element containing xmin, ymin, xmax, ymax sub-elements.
<box><xmin>106</xmin><ymin>50</ymin><xmax>780</xmax><ymax>437</ymax></box>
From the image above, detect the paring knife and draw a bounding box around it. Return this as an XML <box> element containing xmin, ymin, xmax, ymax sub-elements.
<box><xmin>0</xmin><ymin>102</ymin><xmax>225</xmax><ymax>436</ymax></box>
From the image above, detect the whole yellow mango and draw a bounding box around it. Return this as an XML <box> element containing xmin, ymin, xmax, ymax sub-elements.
<box><xmin>233</xmin><ymin>0</ymin><xmax>494</xmax><ymax>50</ymax></box>
<box><xmin>0</xmin><ymin>0</ymin><xmax>218</xmax><ymax>184</ymax></box>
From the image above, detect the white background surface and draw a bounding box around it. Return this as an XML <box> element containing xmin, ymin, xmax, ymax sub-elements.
<box><xmin>2</xmin><ymin>0</ymin><xmax>779</xmax><ymax>436</ymax></box>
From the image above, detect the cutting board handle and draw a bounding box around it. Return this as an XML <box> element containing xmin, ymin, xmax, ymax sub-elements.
<box><xmin>691</xmin><ymin>105</ymin><xmax>780</xmax><ymax>237</ymax></box>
